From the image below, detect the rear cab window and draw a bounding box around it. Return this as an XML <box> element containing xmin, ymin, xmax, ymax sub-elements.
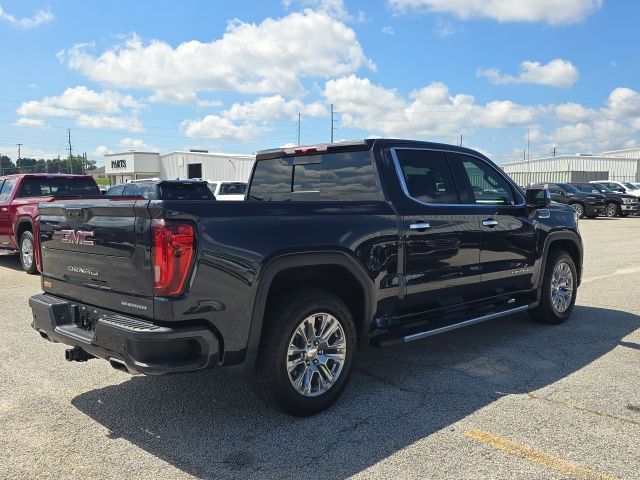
<box><xmin>106</xmin><ymin>185</ymin><xmax>124</xmax><ymax>197</ymax></box>
<box><xmin>17</xmin><ymin>177</ymin><xmax>100</xmax><ymax>198</ymax></box>
<box><xmin>218</xmin><ymin>183</ymin><xmax>247</xmax><ymax>196</ymax></box>
<box><xmin>159</xmin><ymin>183</ymin><xmax>215</xmax><ymax>200</ymax></box>
<box><xmin>248</xmin><ymin>151</ymin><xmax>379</xmax><ymax>201</ymax></box>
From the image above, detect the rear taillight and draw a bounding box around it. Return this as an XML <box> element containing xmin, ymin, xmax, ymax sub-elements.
<box><xmin>151</xmin><ymin>219</ymin><xmax>196</xmax><ymax>297</ymax></box>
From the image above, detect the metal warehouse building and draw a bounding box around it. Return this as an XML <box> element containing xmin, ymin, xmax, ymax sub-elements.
<box><xmin>502</xmin><ymin>148</ymin><xmax>640</xmax><ymax>186</ymax></box>
<box><xmin>104</xmin><ymin>150</ymin><xmax>255</xmax><ymax>185</ymax></box>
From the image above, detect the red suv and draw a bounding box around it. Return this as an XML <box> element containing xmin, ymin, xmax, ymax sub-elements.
<box><xmin>0</xmin><ymin>174</ymin><xmax>101</xmax><ymax>273</ymax></box>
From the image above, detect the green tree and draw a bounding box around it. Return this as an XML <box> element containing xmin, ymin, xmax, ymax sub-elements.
<box><xmin>35</xmin><ymin>159</ymin><xmax>47</xmax><ymax>173</ymax></box>
<box><xmin>17</xmin><ymin>157</ymin><xmax>37</xmax><ymax>173</ymax></box>
<box><xmin>1</xmin><ymin>155</ymin><xmax>17</xmax><ymax>175</ymax></box>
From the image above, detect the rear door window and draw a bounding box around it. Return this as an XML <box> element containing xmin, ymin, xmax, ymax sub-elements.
<box><xmin>394</xmin><ymin>149</ymin><xmax>459</xmax><ymax>204</ymax></box>
<box><xmin>0</xmin><ymin>178</ymin><xmax>17</xmax><ymax>202</ymax></box>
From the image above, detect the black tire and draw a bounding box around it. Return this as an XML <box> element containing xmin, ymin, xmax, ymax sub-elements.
<box><xmin>529</xmin><ymin>249</ymin><xmax>577</xmax><ymax>325</ymax></box>
<box><xmin>570</xmin><ymin>203</ymin><xmax>585</xmax><ymax>218</ymax></box>
<box><xmin>605</xmin><ymin>202</ymin><xmax>619</xmax><ymax>218</ymax></box>
<box><xmin>19</xmin><ymin>231</ymin><xmax>37</xmax><ymax>274</ymax></box>
<box><xmin>255</xmin><ymin>288</ymin><xmax>357</xmax><ymax>416</ymax></box>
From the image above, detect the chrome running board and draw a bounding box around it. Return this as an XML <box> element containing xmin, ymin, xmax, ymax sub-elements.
<box><xmin>403</xmin><ymin>305</ymin><xmax>529</xmax><ymax>343</ymax></box>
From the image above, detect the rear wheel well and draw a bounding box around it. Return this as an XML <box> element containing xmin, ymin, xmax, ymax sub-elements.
<box><xmin>263</xmin><ymin>265</ymin><xmax>367</xmax><ymax>345</ymax></box>
<box><xmin>548</xmin><ymin>239</ymin><xmax>581</xmax><ymax>282</ymax></box>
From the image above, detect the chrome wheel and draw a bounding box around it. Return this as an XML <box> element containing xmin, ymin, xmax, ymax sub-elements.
<box><xmin>550</xmin><ymin>262</ymin><xmax>573</xmax><ymax>313</ymax></box>
<box><xmin>286</xmin><ymin>313</ymin><xmax>347</xmax><ymax>397</ymax></box>
<box><xmin>605</xmin><ymin>203</ymin><xmax>617</xmax><ymax>217</ymax></box>
<box><xmin>572</xmin><ymin>204</ymin><xmax>584</xmax><ymax>218</ymax></box>
<box><xmin>21</xmin><ymin>236</ymin><xmax>34</xmax><ymax>269</ymax></box>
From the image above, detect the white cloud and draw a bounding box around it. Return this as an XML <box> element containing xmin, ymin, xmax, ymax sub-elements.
<box><xmin>545</xmin><ymin>87</ymin><xmax>640</xmax><ymax>153</ymax></box>
<box><xmin>554</xmin><ymin>102</ymin><xmax>596</xmax><ymax>122</ymax></box>
<box><xmin>18</xmin><ymin>86</ymin><xmax>142</xmax><ymax>116</ymax></box>
<box><xmin>324</xmin><ymin>75</ymin><xmax>538</xmax><ymax>138</ymax></box>
<box><xmin>284</xmin><ymin>0</ymin><xmax>366</xmax><ymax>22</ymax></box>
<box><xmin>148</xmin><ymin>90</ymin><xmax>222</xmax><ymax>107</ymax></box>
<box><xmin>76</xmin><ymin>114</ymin><xmax>143</xmax><ymax>132</ymax></box>
<box><xmin>14</xmin><ymin>117</ymin><xmax>45</xmax><ymax>128</ymax></box>
<box><xmin>181</xmin><ymin>95</ymin><xmax>326</xmax><ymax>140</ymax></box>
<box><xmin>477</xmin><ymin>59</ymin><xmax>579</xmax><ymax>87</ymax></box>
<box><xmin>17</xmin><ymin>86</ymin><xmax>144</xmax><ymax>131</ymax></box>
<box><xmin>382</xmin><ymin>25</ymin><xmax>395</xmax><ymax>35</ymax></box>
<box><xmin>93</xmin><ymin>145</ymin><xmax>113</xmax><ymax>157</ymax></box>
<box><xmin>223</xmin><ymin>95</ymin><xmax>327</xmax><ymax>122</ymax></box>
<box><xmin>0</xmin><ymin>4</ymin><xmax>53</xmax><ymax>28</ymax></box>
<box><xmin>182</xmin><ymin>115</ymin><xmax>267</xmax><ymax>141</ymax></box>
<box><xmin>118</xmin><ymin>138</ymin><xmax>158</xmax><ymax>152</ymax></box>
<box><xmin>388</xmin><ymin>0</ymin><xmax>602</xmax><ymax>25</ymax></box>
<box><xmin>605</xmin><ymin>87</ymin><xmax>640</xmax><ymax>117</ymax></box>
<box><xmin>61</xmin><ymin>10</ymin><xmax>374</xmax><ymax>102</ymax></box>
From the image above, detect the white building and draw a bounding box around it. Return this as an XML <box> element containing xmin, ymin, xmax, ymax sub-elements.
<box><xmin>104</xmin><ymin>150</ymin><xmax>255</xmax><ymax>185</ymax></box>
<box><xmin>502</xmin><ymin>148</ymin><xmax>640</xmax><ymax>186</ymax></box>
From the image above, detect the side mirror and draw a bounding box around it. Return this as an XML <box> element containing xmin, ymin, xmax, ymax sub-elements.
<box><xmin>526</xmin><ymin>188</ymin><xmax>551</xmax><ymax>208</ymax></box>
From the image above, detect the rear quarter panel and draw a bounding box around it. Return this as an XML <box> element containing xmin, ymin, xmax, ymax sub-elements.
<box><xmin>149</xmin><ymin>200</ymin><xmax>400</xmax><ymax>364</ymax></box>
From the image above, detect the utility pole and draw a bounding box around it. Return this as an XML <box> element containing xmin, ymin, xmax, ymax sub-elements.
<box><xmin>460</xmin><ymin>134</ymin><xmax>462</xmax><ymax>147</ymax></box>
<box><xmin>67</xmin><ymin>129</ymin><xmax>73</xmax><ymax>174</ymax></box>
<box><xmin>553</xmin><ymin>147</ymin><xmax>556</xmax><ymax>157</ymax></box>
<box><xmin>330</xmin><ymin>103</ymin><xmax>334</xmax><ymax>143</ymax></box>
<box><xmin>297</xmin><ymin>113</ymin><xmax>301</xmax><ymax>146</ymax></box>
<box><xmin>16</xmin><ymin>144</ymin><xmax>22</xmax><ymax>172</ymax></box>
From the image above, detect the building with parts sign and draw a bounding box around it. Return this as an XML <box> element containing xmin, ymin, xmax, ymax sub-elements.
<box><xmin>103</xmin><ymin>150</ymin><xmax>255</xmax><ymax>185</ymax></box>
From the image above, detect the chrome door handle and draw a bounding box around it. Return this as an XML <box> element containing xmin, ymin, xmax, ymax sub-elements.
<box><xmin>482</xmin><ymin>219</ymin><xmax>499</xmax><ymax>227</ymax></box>
<box><xmin>0</xmin><ymin>208</ymin><xmax>7</xmax><ymax>213</ymax></box>
<box><xmin>409</xmin><ymin>222</ymin><xmax>430</xmax><ymax>230</ymax></box>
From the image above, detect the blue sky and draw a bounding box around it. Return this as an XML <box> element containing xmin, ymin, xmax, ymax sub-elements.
<box><xmin>0</xmin><ymin>0</ymin><xmax>638</xmax><ymax>165</ymax></box>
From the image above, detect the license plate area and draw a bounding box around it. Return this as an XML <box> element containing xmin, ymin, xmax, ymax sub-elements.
<box><xmin>70</xmin><ymin>303</ymin><xmax>104</xmax><ymax>332</ymax></box>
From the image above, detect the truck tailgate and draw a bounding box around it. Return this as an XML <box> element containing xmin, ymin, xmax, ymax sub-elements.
<box><xmin>38</xmin><ymin>199</ymin><xmax>155</xmax><ymax>318</ymax></box>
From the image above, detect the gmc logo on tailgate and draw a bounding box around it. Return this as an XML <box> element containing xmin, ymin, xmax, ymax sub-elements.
<box><xmin>61</xmin><ymin>230</ymin><xmax>95</xmax><ymax>246</ymax></box>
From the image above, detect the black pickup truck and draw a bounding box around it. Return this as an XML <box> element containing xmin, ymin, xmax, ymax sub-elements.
<box><xmin>29</xmin><ymin>139</ymin><xmax>583</xmax><ymax>416</ymax></box>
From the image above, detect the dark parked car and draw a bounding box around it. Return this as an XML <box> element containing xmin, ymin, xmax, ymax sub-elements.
<box><xmin>530</xmin><ymin>182</ymin><xmax>605</xmax><ymax>218</ymax></box>
<box><xmin>570</xmin><ymin>182</ymin><xmax>639</xmax><ymax>217</ymax></box>
<box><xmin>30</xmin><ymin>139</ymin><xmax>582</xmax><ymax>416</ymax></box>
<box><xmin>105</xmin><ymin>179</ymin><xmax>215</xmax><ymax>200</ymax></box>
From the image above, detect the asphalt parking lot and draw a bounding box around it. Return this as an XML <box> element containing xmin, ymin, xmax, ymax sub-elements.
<box><xmin>1</xmin><ymin>218</ymin><xmax>639</xmax><ymax>480</ymax></box>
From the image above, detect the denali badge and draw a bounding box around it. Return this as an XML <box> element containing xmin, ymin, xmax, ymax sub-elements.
<box><xmin>68</xmin><ymin>266</ymin><xmax>99</xmax><ymax>276</ymax></box>
<box><xmin>121</xmin><ymin>301</ymin><xmax>148</xmax><ymax>311</ymax></box>
<box><xmin>61</xmin><ymin>230</ymin><xmax>95</xmax><ymax>246</ymax></box>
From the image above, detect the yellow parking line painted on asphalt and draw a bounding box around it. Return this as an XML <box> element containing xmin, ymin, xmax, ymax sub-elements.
<box><xmin>464</xmin><ymin>429</ymin><xmax>618</xmax><ymax>480</ymax></box>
